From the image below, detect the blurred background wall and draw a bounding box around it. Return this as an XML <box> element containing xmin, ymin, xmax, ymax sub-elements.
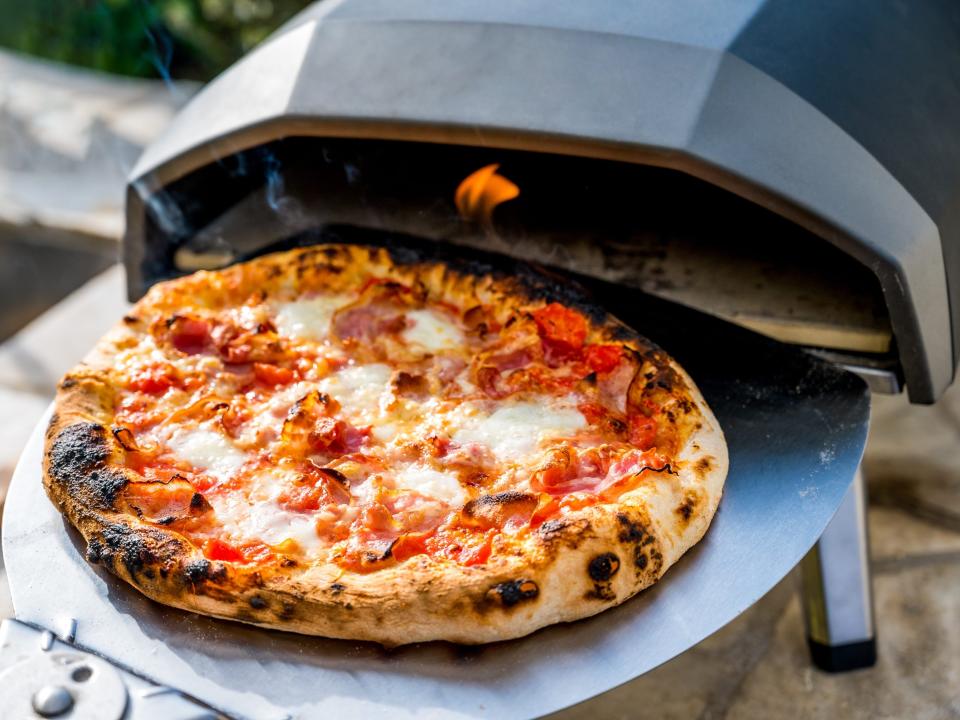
<box><xmin>0</xmin><ymin>0</ymin><xmax>312</xmax><ymax>82</ymax></box>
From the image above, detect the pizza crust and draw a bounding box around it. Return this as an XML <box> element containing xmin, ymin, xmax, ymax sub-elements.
<box><xmin>43</xmin><ymin>243</ymin><xmax>727</xmax><ymax>645</ymax></box>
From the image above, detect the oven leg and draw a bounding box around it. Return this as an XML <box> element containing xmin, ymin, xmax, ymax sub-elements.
<box><xmin>800</xmin><ymin>468</ymin><xmax>877</xmax><ymax>672</ymax></box>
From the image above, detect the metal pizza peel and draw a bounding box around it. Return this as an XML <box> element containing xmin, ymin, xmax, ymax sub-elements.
<box><xmin>1</xmin><ymin>292</ymin><xmax>870</xmax><ymax>719</ymax></box>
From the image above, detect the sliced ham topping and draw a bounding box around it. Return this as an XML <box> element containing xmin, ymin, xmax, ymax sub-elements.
<box><xmin>531</xmin><ymin>445</ymin><xmax>670</xmax><ymax>496</ymax></box>
<box><xmin>168</xmin><ymin>316</ymin><xmax>210</xmax><ymax>355</ymax></box>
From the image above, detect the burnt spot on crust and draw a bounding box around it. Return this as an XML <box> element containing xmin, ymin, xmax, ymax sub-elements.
<box><xmin>586</xmin><ymin>552</ymin><xmax>621</xmax><ymax>602</ymax></box>
<box><xmin>49</xmin><ymin>423</ymin><xmax>127</xmax><ymax>509</ymax></box>
<box><xmin>675</xmin><ymin>488</ymin><xmax>704</xmax><ymax>527</ymax></box>
<box><xmin>49</xmin><ymin>422</ymin><xmax>109</xmax><ymax>478</ymax></box>
<box><xmin>462</xmin><ymin>491</ymin><xmax>538</xmax><ymax>529</ymax></box>
<box><xmin>59</xmin><ymin>377</ymin><xmax>78</xmax><ymax>390</ymax></box>
<box><xmin>588</xmin><ymin>553</ymin><xmax>621</xmax><ymax>582</ymax></box>
<box><xmin>616</xmin><ymin>512</ymin><xmax>663</xmax><ymax>576</ymax></box>
<box><xmin>249</xmin><ymin>596</ymin><xmax>267</xmax><ymax>610</ymax></box>
<box><xmin>538</xmin><ymin>519</ymin><xmax>569</xmax><ymax>540</ymax></box>
<box><xmin>695</xmin><ymin>456</ymin><xmax>713</xmax><ymax>476</ymax></box>
<box><xmin>182</xmin><ymin>558</ymin><xmax>212</xmax><ymax>585</ymax></box>
<box><xmin>86</xmin><ymin>539</ymin><xmax>103</xmax><ymax>564</ymax></box>
<box><xmin>488</xmin><ymin>579</ymin><xmax>539</xmax><ymax>608</ymax></box>
<box><xmin>330</xmin><ymin>582</ymin><xmax>346</xmax><ymax>595</ymax></box>
<box><xmin>101</xmin><ymin>524</ymin><xmax>153</xmax><ymax>578</ymax></box>
<box><xmin>190</xmin><ymin>493</ymin><xmax>212</xmax><ymax>512</ymax></box>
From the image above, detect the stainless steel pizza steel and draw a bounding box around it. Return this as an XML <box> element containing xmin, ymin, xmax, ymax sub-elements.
<box><xmin>6</xmin><ymin>0</ymin><xmax>960</xmax><ymax>716</ymax></box>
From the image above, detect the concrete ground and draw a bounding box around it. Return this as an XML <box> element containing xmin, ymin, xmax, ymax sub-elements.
<box><xmin>0</xmin><ymin>267</ymin><xmax>959</xmax><ymax>719</ymax></box>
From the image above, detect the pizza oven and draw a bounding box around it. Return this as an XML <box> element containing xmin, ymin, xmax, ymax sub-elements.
<box><xmin>3</xmin><ymin>1</ymin><xmax>959</xmax><ymax>717</ymax></box>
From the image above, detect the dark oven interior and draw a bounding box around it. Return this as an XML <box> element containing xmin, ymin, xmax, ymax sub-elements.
<box><xmin>131</xmin><ymin>137</ymin><xmax>895</xmax><ymax>382</ymax></box>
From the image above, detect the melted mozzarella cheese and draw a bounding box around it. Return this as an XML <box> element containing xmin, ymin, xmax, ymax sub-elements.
<box><xmin>451</xmin><ymin>400</ymin><xmax>586</xmax><ymax>463</ymax></box>
<box><xmin>317</xmin><ymin>363</ymin><xmax>392</xmax><ymax>424</ymax></box>
<box><xmin>402</xmin><ymin>309</ymin><xmax>464</xmax><ymax>352</ymax></box>
<box><xmin>394</xmin><ymin>464</ymin><xmax>467</xmax><ymax>506</ymax></box>
<box><xmin>165</xmin><ymin>427</ymin><xmax>246</xmax><ymax>480</ymax></box>
<box><xmin>207</xmin><ymin>493</ymin><xmax>324</xmax><ymax>553</ymax></box>
<box><xmin>274</xmin><ymin>295</ymin><xmax>349</xmax><ymax>342</ymax></box>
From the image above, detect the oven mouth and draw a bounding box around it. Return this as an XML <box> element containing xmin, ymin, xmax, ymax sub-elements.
<box><xmin>128</xmin><ymin>136</ymin><xmax>896</xmax><ymax>381</ymax></box>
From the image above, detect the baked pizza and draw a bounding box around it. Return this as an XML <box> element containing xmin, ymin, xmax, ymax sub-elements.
<box><xmin>43</xmin><ymin>243</ymin><xmax>727</xmax><ymax>645</ymax></box>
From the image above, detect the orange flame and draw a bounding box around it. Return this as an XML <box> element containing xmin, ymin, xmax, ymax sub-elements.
<box><xmin>455</xmin><ymin>164</ymin><xmax>519</xmax><ymax>225</ymax></box>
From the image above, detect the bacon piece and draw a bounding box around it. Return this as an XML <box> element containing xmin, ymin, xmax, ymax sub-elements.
<box><xmin>276</xmin><ymin>463</ymin><xmax>351</xmax><ymax>512</ymax></box>
<box><xmin>332</xmin><ymin>280</ymin><xmax>422</xmax><ymax>344</ymax></box>
<box><xmin>488</xmin><ymin>346</ymin><xmax>535</xmax><ymax>372</ymax></box>
<box><xmin>531</xmin><ymin>445</ymin><xmax>670</xmax><ymax>497</ymax></box>
<box><xmin>628</xmin><ymin>414</ymin><xmax>658</xmax><ymax>450</ymax></box>
<box><xmin>253</xmin><ymin>362</ymin><xmax>294</xmax><ymax>386</ymax></box>
<box><xmin>168</xmin><ymin>316</ymin><xmax>210</xmax><ymax>355</ymax></box>
<box><xmin>280</xmin><ymin>391</ymin><xmax>351</xmax><ymax>454</ymax></box>
<box><xmin>123</xmin><ymin>479</ymin><xmax>211</xmax><ymax>525</ymax></box>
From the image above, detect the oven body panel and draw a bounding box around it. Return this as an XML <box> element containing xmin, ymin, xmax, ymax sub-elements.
<box><xmin>125</xmin><ymin>0</ymin><xmax>956</xmax><ymax>401</ymax></box>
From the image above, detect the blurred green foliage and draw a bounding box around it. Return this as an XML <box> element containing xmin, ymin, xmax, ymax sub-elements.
<box><xmin>0</xmin><ymin>0</ymin><xmax>311</xmax><ymax>80</ymax></box>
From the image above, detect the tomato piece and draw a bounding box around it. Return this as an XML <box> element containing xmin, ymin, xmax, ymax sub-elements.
<box><xmin>529</xmin><ymin>494</ymin><xmax>561</xmax><ymax>527</ymax></box>
<box><xmin>583</xmin><ymin>344</ymin><xmax>623</xmax><ymax>375</ymax></box>
<box><xmin>577</xmin><ymin>401</ymin><xmax>608</xmax><ymax>424</ymax></box>
<box><xmin>628</xmin><ymin>414</ymin><xmax>658</xmax><ymax>450</ymax></box>
<box><xmin>169</xmin><ymin>317</ymin><xmax>210</xmax><ymax>355</ymax></box>
<box><xmin>128</xmin><ymin>365</ymin><xmax>178</xmax><ymax>394</ymax></box>
<box><xmin>391</xmin><ymin>530</ymin><xmax>435</xmax><ymax>562</ymax></box>
<box><xmin>252</xmin><ymin>362</ymin><xmax>294</xmax><ymax>386</ymax></box>
<box><xmin>203</xmin><ymin>539</ymin><xmax>244</xmax><ymax>562</ymax></box>
<box><xmin>532</xmin><ymin>303</ymin><xmax>587</xmax><ymax>355</ymax></box>
<box><xmin>459</xmin><ymin>532</ymin><xmax>494</xmax><ymax>566</ymax></box>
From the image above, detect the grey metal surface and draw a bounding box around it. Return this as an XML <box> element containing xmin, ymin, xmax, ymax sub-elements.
<box><xmin>124</xmin><ymin>0</ymin><xmax>951</xmax><ymax>402</ymax></box>
<box><xmin>2</xmin><ymin>296</ymin><xmax>870</xmax><ymax>720</ymax></box>
<box><xmin>801</xmin><ymin>470</ymin><xmax>875</xmax><ymax>646</ymax></box>
<box><xmin>0</xmin><ymin>619</ymin><xmax>222</xmax><ymax>720</ymax></box>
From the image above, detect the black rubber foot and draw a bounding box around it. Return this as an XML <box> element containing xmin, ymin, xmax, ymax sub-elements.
<box><xmin>808</xmin><ymin>637</ymin><xmax>877</xmax><ymax>672</ymax></box>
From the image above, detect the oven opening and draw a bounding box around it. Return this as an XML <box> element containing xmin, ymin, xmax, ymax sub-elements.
<box><xmin>139</xmin><ymin>137</ymin><xmax>893</xmax><ymax>374</ymax></box>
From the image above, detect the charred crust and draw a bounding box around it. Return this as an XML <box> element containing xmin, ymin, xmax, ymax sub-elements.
<box><xmin>616</xmin><ymin>513</ymin><xmax>661</xmax><ymax>574</ymax></box>
<box><xmin>49</xmin><ymin>423</ymin><xmax>127</xmax><ymax>509</ymax></box>
<box><xmin>695</xmin><ymin>456</ymin><xmax>713</xmax><ymax>475</ymax></box>
<box><xmin>464</xmin><ymin>491</ymin><xmax>535</xmax><ymax>516</ymax></box>
<box><xmin>59</xmin><ymin>377</ymin><xmax>78</xmax><ymax>390</ymax></box>
<box><xmin>49</xmin><ymin>422</ymin><xmax>109</xmax><ymax>478</ymax></box>
<box><xmin>677</xmin><ymin>497</ymin><xmax>695</xmax><ymax>522</ymax></box>
<box><xmin>86</xmin><ymin>539</ymin><xmax>103</xmax><ymax>564</ymax></box>
<box><xmin>588</xmin><ymin>553</ymin><xmax>621</xmax><ymax>582</ymax></box>
<box><xmin>190</xmin><ymin>493</ymin><xmax>212</xmax><ymax>512</ymax></box>
<box><xmin>489</xmin><ymin>579</ymin><xmax>539</xmax><ymax>608</ymax></box>
<box><xmin>329</xmin><ymin>582</ymin><xmax>346</xmax><ymax>595</ymax></box>
<box><xmin>101</xmin><ymin>524</ymin><xmax>153</xmax><ymax>577</ymax></box>
<box><xmin>537</xmin><ymin>519</ymin><xmax>569</xmax><ymax>540</ymax></box>
<box><xmin>182</xmin><ymin>558</ymin><xmax>212</xmax><ymax>585</ymax></box>
<box><xmin>249</xmin><ymin>596</ymin><xmax>268</xmax><ymax>609</ymax></box>
<box><xmin>316</xmin><ymin>467</ymin><xmax>348</xmax><ymax>486</ymax></box>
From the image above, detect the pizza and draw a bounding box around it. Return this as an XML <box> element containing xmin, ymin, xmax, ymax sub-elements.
<box><xmin>43</xmin><ymin>243</ymin><xmax>727</xmax><ymax>645</ymax></box>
